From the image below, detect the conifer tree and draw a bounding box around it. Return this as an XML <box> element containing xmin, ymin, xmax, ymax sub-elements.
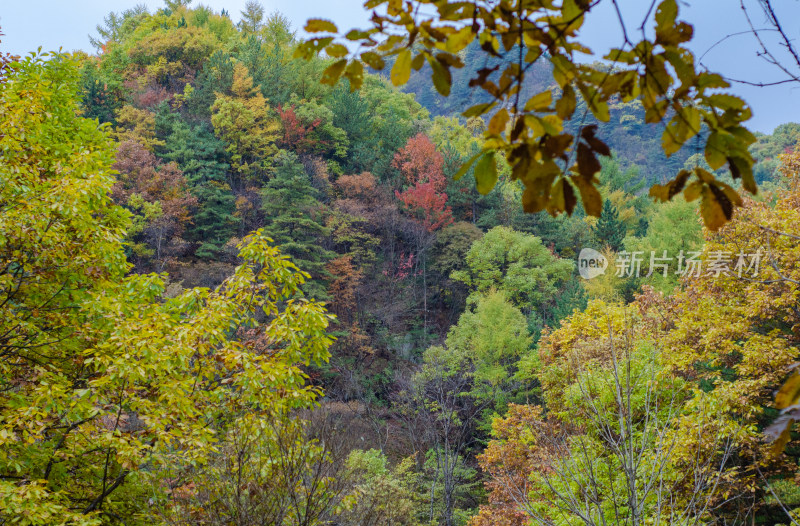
<box><xmin>239</xmin><ymin>0</ymin><xmax>265</xmax><ymax>34</ymax></box>
<box><xmin>593</xmin><ymin>199</ymin><xmax>626</xmax><ymax>252</ymax></box>
<box><xmin>156</xmin><ymin>108</ymin><xmax>238</xmax><ymax>258</ymax></box>
<box><xmin>185</xmin><ymin>50</ymin><xmax>234</xmax><ymax>118</ymax></box>
<box><xmin>262</xmin><ymin>151</ymin><xmax>334</xmax><ymax>299</ymax></box>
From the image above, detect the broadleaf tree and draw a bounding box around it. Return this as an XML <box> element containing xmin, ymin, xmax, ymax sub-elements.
<box><xmin>0</xmin><ymin>53</ymin><xmax>334</xmax><ymax>525</ymax></box>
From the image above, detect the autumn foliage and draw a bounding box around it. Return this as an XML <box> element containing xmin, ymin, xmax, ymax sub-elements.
<box><xmin>394</xmin><ymin>133</ymin><xmax>453</xmax><ymax>231</ymax></box>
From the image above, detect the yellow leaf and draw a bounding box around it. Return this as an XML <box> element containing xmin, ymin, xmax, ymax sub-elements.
<box><xmin>683</xmin><ymin>181</ymin><xmax>702</xmax><ymax>202</ymax></box>
<box><xmin>360</xmin><ymin>51</ymin><xmax>385</xmax><ymax>70</ymax></box>
<box><xmin>320</xmin><ymin>59</ymin><xmax>347</xmax><ymax>86</ymax></box>
<box><xmin>488</xmin><ymin>108</ymin><xmax>509</xmax><ymax>135</ymax></box>
<box><xmin>391</xmin><ymin>49</ymin><xmax>412</xmax><ymax>86</ymax></box>
<box><xmin>446</xmin><ymin>26</ymin><xmax>474</xmax><ymax>53</ymax></box>
<box><xmin>556</xmin><ymin>84</ymin><xmax>576</xmax><ymax>119</ymax></box>
<box><xmin>305</xmin><ymin>19</ymin><xmax>338</xmax><ymax>33</ymax></box>
<box><xmin>548</xmin><ymin>178</ymin><xmax>577</xmax><ymax>215</ymax></box>
<box><xmin>776</xmin><ymin>373</ymin><xmax>800</xmax><ymax>409</ymax></box>
<box><xmin>524</xmin><ymin>90</ymin><xmax>552</xmax><ymax>112</ymax></box>
<box><xmin>344</xmin><ymin>60</ymin><xmax>364</xmax><ymax>91</ymax></box>
<box><xmin>578</xmin><ymin>84</ymin><xmax>610</xmax><ymax>122</ymax></box>
<box><xmin>325</xmin><ymin>44</ymin><xmax>349</xmax><ymax>58</ymax></box>
<box><xmin>700</xmin><ymin>185</ymin><xmax>729</xmax><ymax>231</ymax></box>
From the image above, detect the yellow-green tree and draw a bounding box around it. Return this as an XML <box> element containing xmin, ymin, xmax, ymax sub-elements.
<box><xmin>0</xmin><ymin>53</ymin><xmax>333</xmax><ymax>525</ymax></box>
<box><xmin>211</xmin><ymin>62</ymin><xmax>280</xmax><ymax>187</ymax></box>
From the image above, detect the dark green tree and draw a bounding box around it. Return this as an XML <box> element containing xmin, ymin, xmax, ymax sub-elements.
<box><xmin>235</xmin><ymin>35</ymin><xmax>270</xmax><ymax>92</ymax></box>
<box><xmin>328</xmin><ymin>83</ymin><xmax>376</xmax><ymax>174</ymax></box>
<box><xmin>79</xmin><ymin>62</ymin><xmax>120</xmax><ymax>125</ymax></box>
<box><xmin>593</xmin><ymin>199</ymin><xmax>626</xmax><ymax>252</ymax></box>
<box><xmin>156</xmin><ymin>108</ymin><xmax>238</xmax><ymax>258</ymax></box>
<box><xmin>441</xmin><ymin>141</ymin><xmax>500</xmax><ymax>225</ymax></box>
<box><xmin>184</xmin><ymin>50</ymin><xmax>235</xmax><ymax>119</ymax></box>
<box><xmin>262</xmin><ymin>151</ymin><xmax>334</xmax><ymax>299</ymax></box>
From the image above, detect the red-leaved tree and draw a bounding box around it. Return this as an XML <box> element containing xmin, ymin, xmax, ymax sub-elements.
<box><xmin>393</xmin><ymin>133</ymin><xmax>452</xmax><ymax>232</ymax></box>
<box><xmin>277</xmin><ymin>104</ymin><xmax>324</xmax><ymax>156</ymax></box>
<box><xmin>392</xmin><ymin>134</ymin><xmax>453</xmax><ymax>340</ymax></box>
<box><xmin>113</xmin><ymin>140</ymin><xmax>197</xmax><ymax>270</ymax></box>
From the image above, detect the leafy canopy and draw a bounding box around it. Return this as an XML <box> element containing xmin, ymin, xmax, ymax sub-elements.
<box><xmin>0</xmin><ymin>53</ymin><xmax>333</xmax><ymax>524</ymax></box>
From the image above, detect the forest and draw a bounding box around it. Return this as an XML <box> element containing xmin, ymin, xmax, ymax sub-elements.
<box><xmin>3</xmin><ymin>0</ymin><xmax>800</xmax><ymax>524</ymax></box>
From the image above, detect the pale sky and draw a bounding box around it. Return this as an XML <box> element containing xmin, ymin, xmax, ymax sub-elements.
<box><xmin>1</xmin><ymin>0</ymin><xmax>798</xmax><ymax>134</ymax></box>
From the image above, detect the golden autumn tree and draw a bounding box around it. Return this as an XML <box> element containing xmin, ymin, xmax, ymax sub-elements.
<box><xmin>664</xmin><ymin>144</ymin><xmax>800</xmax><ymax>459</ymax></box>
<box><xmin>211</xmin><ymin>62</ymin><xmax>280</xmax><ymax>188</ymax></box>
<box><xmin>475</xmin><ymin>298</ymin><xmax>748</xmax><ymax>525</ymax></box>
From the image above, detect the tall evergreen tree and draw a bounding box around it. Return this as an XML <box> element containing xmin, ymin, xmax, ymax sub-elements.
<box><xmin>79</xmin><ymin>62</ymin><xmax>120</xmax><ymax>125</ymax></box>
<box><xmin>328</xmin><ymin>83</ymin><xmax>376</xmax><ymax>173</ymax></box>
<box><xmin>184</xmin><ymin>50</ymin><xmax>235</xmax><ymax>119</ymax></box>
<box><xmin>262</xmin><ymin>151</ymin><xmax>334</xmax><ymax>299</ymax></box>
<box><xmin>593</xmin><ymin>198</ymin><xmax>626</xmax><ymax>251</ymax></box>
<box><xmin>156</xmin><ymin>107</ymin><xmax>238</xmax><ymax>258</ymax></box>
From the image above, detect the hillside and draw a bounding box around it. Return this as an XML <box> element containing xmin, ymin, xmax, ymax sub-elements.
<box><xmin>3</xmin><ymin>2</ymin><xmax>800</xmax><ymax>525</ymax></box>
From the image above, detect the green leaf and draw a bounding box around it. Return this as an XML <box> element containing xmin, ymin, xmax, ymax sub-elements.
<box><xmin>345</xmin><ymin>29</ymin><xmax>370</xmax><ymax>41</ymax></box>
<box><xmin>429</xmin><ymin>56</ymin><xmax>452</xmax><ymax>96</ymax></box>
<box><xmin>463</xmin><ymin>101</ymin><xmax>496</xmax><ymax>118</ymax></box>
<box><xmin>453</xmin><ymin>151</ymin><xmax>483</xmax><ymax>181</ymax></box>
<box><xmin>704</xmin><ymin>131</ymin><xmax>728</xmax><ymax>170</ymax></box>
<box><xmin>655</xmin><ymin>0</ymin><xmax>678</xmax><ymax>34</ymax></box>
<box><xmin>475</xmin><ymin>152</ymin><xmax>498</xmax><ymax>195</ymax></box>
<box><xmin>728</xmin><ymin>156</ymin><xmax>757</xmax><ymax>194</ymax></box>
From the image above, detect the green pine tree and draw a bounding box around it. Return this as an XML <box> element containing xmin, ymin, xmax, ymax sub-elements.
<box><xmin>185</xmin><ymin>50</ymin><xmax>235</xmax><ymax>119</ymax></box>
<box><xmin>156</xmin><ymin>107</ymin><xmax>238</xmax><ymax>258</ymax></box>
<box><xmin>593</xmin><ymin>199</ymin><xmax>626</xmax><ymax>252</ymax></box>
<box><xmin>79</xmin><ymin>62</ymin><xmax>120</xmax><ymax>125</ymax></box>
<box><xmin>262</xmin><ymin>151</ymin><xmax>334</xmax><ymax>299</ymax></box>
